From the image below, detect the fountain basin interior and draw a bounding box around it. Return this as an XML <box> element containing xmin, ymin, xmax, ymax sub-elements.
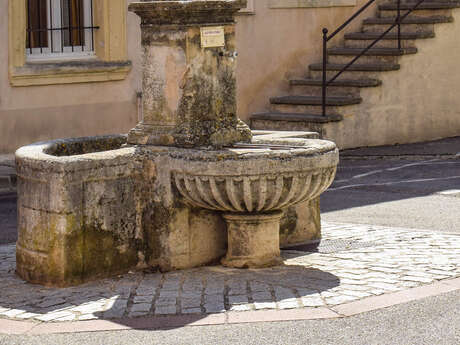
<box><xmin>15</xmin><ymin>131</ymin><xmax>337</xmax><ymax>286</ymax></box>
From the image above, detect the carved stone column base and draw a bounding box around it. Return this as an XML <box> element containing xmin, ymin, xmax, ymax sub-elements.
<box><xmin>221</xmin><ymin>211</ymin><xmax>284</xmax><ymax>268</ymax></box>
<box><xmin>127</xmin><ymin>123</ymin><xmax>176</xmax><ymax>146</ymax></box>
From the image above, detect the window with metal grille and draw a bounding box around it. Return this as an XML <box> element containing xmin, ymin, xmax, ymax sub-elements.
<box><xmin>26</xmin><ymin>0</ymin><xmax>99</xmax><ymax>59</ymax></box>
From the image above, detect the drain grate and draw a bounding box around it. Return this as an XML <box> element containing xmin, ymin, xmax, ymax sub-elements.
<box><xmin>284</xmin><ymin>239</ymin><xmax>377</xmax><ymax>254</ymax></box>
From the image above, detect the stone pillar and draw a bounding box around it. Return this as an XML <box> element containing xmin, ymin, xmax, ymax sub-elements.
<box><xmin>128</xmin><ymin>0</ymin><xmax>252</xmax><ymax>148</ymax></box>
<box><xmin>221</xmin><ymin>212</ymin><xmax>284</xmax><ymax>268</ymax></box>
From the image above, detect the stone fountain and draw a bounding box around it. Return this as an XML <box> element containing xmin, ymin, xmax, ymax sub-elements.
<box><xmin>15</xmin><ymin>0</ymin><xmax>338</xmax><ymax>286</ymax></box>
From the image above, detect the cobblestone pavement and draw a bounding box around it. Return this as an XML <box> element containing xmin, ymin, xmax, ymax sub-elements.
<box><xmin>0</xmin><ymin>222</ymin><xmax>459</xmax><ymax>323</ymax></box>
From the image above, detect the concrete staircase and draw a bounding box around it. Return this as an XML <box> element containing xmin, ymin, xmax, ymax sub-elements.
<box><xmin>250</xmin><ymin>1</ymin><xmax>460</xmax><ymax>148</ymax></box>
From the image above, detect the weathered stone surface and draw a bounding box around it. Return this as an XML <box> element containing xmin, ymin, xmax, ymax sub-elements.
<box><xmin>15</xmin><ymin>131</ymin><xmax>333</xmax><ymax>286</ymax></box>
<box><xmin>128</xmin><ymin>0</ymin><xmax>251</xmax><ymax>148</ymax></box>
<box><xmin>15</xmin><ymin>135</ymin><xmax>142</xmax><ymax>287</ymax></box>
<box><xmin>222</xmin><ymin>212</ymin><xmax>283</xmax><ymax>268</ymax></box>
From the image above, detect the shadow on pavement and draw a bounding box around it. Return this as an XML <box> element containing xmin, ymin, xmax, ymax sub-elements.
<box><xmin>0</xmin><ymin>192</ymin><xmax>17</xmax><ymax>245</ymax></box>
<box><xmin>321</xmin><ymin>157</ymin><xmax>460</xmax><ymax>214</ymax></box>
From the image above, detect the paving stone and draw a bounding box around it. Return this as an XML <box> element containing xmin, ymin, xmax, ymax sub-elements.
<box><xmin>274</xmin><ymin>287</ymin><xmax>297</xmax><ymax>300</ymax></box>
<box><xmin>70</xmin><ymin>302</ymin><xmax>106</xmax><ymax>314</ymax></box>
<box><xmin>337</xmin><ymin>284</ymin><xmax>370</xmax><ymax>292</ymax></box>
<box><xmin>133</xmin><ymin>295</ymin><xmax>155</xmax><ymax>304</ymax></box>
<box><xmin>401</xmin><ymin>276</ymin><xmax>434</xmax><ymax>283</ymax></box>
<box><xmin>339</xmin><ymin>278</ymin><xmax>368</xmax><ymax>286</ymax></box>
<box><xmin>55</xmin><ymin>314</ymin><xmax>77</xmax><ymax>321</ymax></box>
<box><xmin>341</xmin><ymin>290</ymin><xmax>372</xmax><ymax>298</ymax></box>
<box><xmin>36</xmin><ymin>298</ymin><xmax>68</xmax><ymax>308</ymax></box>
<box><xmin>300</xmin><ymin>296</ymin><xmax>324</xmax><ymax>307</ymax></box>
<box><xmin>155</xmin><ymin>297</ymin><xmax>177</xmax><ymax>306</ymax></box>
<box><xmin>228</xmin><ymin>294</ymin><xmax>249</xmax><ymax>305</ymax></box>
<box><xmin>228</xmin><ymin>281</ymin><xmax>247</xmax><ymax>295</ymax></box>
<box><xmin>296</xmin><ymin>288</ymin><xmax>319</xmax><ymax>297</ymax></box>
<box><xmin>182</xmin><ymin>308</ymin><xmax>202</xmax><ymax>314</ymax></box>
<box><xmin>130</xmin><ymin>303</ymin><xmax>152</xmax><ymax>313</ymax></box>
<box><xmin>250</xmin><ymin>282</ymin><xmax>271</xmax><ymax>293</ymax></box>
<box><xmin>325</xmin><ymin>295</ymin><xmax>359</xmax><ymax>305</ymax></box>
<box><xmin>78</xmin><ymin>314</ymin><xmax>99</xmax><ymax>321</ymax></box>
<box><xmin>203</xmin><ymin>302</ymin><xmax>226</xmax><ymax>313</ymax></box>
<box><xmin>366</xmin><ymin>278</ymin><xmax>400</xmax><ymax>284</ymax></box>
<box><xmin>253</xmin><ymin>301</ymin><xmax>277</xmax><ymax>310</ymax></box>
<box><xmin>181</xmin><ymin>297</ymin><xmax>201</xmax><ymax>309</ymax></box>
<box><xmin>181</xmin><ymin>290</ymin><xmax>202</xmax><ymax>298</ymax></box>
<box><xmin>35</xmin><ymin>311</ymin><xmax>75</xmax><ymax>322</ymax></box>
<box><xmin>158</xmin><ymin>290</ymin><xmax>180</xmax><ymax>298</ymax></box>
<box><xmin>2</xmin><ymin>309</ymin><xmax>27</xmax><ymax>318</ymax></box>
<box><xmin>367</xmin><ymin>282</ymin><xmax>403</xmax><ymax>291</ymax></box>
<box><xmin>251</xmin><ymin>292</ymin><xmax>273</xmax><ymax>303</ymax></box>
<box><xmin>278</xmin><ymin>298</ymin><xmax>300</xmax><ymax>309</ymax></box>
<box><xmin>369</xmin><ymin>289</ymin><xmax>386</xmax><ymax>295</ymax></box>
<box><xmin>135</xmin><ymin>287</ymin><xmax>157</xmax><ymax>297</ymax></box>
<box><xmin>230</xmin><ymin>304</ymin><xmax>252</xmax><ymax>312</ymax></box>
<box><xmin>155</xmin><ymin>305</ymin><xmax>177</xmax><ymax>315</ymax></box>
<box><xmin>162</xmin><ymin>280</ymin><xmax>182</xmax><ymax>291</ymax></box>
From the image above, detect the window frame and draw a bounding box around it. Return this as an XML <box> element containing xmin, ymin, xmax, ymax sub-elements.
<box><xmin>9</xmin><ymin>0</ymin><xmax>131</xmax><ymax>87</ymax></box>
<box><xmin>27</xmin><ymin>0</ymin><xmax>95</xmax><ymax>60</ymax></box>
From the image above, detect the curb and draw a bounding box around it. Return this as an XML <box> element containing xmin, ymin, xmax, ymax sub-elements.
<box><xmin>1</xmin><ymin>277</ymin><xmax>459</xmax><ymax>335</ymax></box>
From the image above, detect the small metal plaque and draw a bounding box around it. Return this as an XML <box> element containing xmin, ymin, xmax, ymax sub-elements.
<box><xmin>200</xmin><ymin>26</ymin><xmax>225</xmax><ymax>48</ymax></box>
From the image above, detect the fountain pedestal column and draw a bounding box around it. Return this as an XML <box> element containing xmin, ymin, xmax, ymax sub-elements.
<box><xmin>222</xmin><ymin>212</ymin><xmax>284</xmax><ymax>268</ymax></box>
<box><xmin>128</xmin><ymin>0</ymin><xmax>251</xmax><ymax>148</ymax></box>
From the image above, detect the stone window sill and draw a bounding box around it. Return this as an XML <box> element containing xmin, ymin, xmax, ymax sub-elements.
<box><xmin>9</xmin><ymin>60</ymin><xmax>132</xmax><ymax>87</ymax></box>
<box><xmin>269</xmin><ymin>0</ymin><xmax>357</xmax><ymax>9</ymax></box>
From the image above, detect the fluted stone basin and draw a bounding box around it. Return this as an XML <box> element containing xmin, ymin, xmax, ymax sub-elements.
<box><xmin>172</xmin><ymin>139</ymin><xmax>339</xmax><ymax>268</ymax></box>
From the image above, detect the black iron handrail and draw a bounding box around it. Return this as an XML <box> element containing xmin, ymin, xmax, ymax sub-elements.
<box><xmin>321</xmin><ymin>0</ymin><xmax>427</xmax><ymax>116</ymax></box>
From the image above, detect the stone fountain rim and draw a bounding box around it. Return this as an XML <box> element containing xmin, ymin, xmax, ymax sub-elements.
<box><xmin>15</xmin><ymin>134</ymin><xmax>338</xmax><ymax>175</ymax></box>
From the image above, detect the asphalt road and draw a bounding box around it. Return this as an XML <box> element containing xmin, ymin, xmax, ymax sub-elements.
<box><xmin>321</xmin><ymin>158</ymin><xmax>460</xmax><ymax>233</ymax></box>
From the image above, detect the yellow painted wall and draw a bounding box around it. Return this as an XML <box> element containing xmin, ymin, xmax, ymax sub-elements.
<box><xmin>1</xmin><ymin>0</ymin><xmax>143</xmax><ymax>153</ymax></box>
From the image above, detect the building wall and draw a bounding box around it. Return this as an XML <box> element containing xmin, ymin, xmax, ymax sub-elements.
<box><xmin>236</xmin><ymin>0</ymin><xmax>369</xmax><ymax>123</ymax></box>
<box><xmin>0</xmin><ymin>0</ymin><xmax>143</xmax><ymax>153</ymax></box>
<box><xmin>1</xmin><ymin>0</ymin><xmax>374</xmax><ymax>153</ymax></box>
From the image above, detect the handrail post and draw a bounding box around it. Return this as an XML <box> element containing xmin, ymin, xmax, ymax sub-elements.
<box><xmin>322</xmin><ymin>28</ymin><xmax>328</xmax><ymax>117</ymax></box>
<box><xmin>397</xmin><ymin>0</ymin><xmax>402</xmax><ymax>50</ymax></box>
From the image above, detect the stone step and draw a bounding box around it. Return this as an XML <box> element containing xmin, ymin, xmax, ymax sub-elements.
<box><xmin>363</xmin><ymin>21</ymin><xmax>435</xmax><ymax>34</ymax></box>
<box><xmin>270</xmin><ymin>95</ymin><xmax>362</xmax><ymax>106</ymax></box>
<box><xmin>379</xmin><ymin>2</ymin><xmax>460</xmax><ymax>10</ymax></box>
<box><xmin>251</xmin><ymin>112</ymin><xmax>342</xmax><ymax>133</ymax></box>
<box><xmin>291</xmin><ymin>78</ymin><xmax>382</xmax><ymax>87</ymax></box>
<box><xmin>309</xmin><ymin>62</ymin><xmax>400</xmax><ymax>79</ymax></box>
<box><xmin>269</xmin><ymin>95</ymin><xmax>361</xmax><ymax>114</ymax></box>
<box><xmin>328</xmin><ymin>47</ymin><xmax>418</xmax><ymax>55</ymax></box>
<box><xmin>401</xmin><ymin>0</ymin><xmax>460</xmax><ymax>3</ymax></box>
<box><xmin>309</xmin><ymin>70</ymin><xmax>394</xmax><ymax>81</ymax></box>
<box><xmin>344</xmin><ymin>31</ymin><xmax>434</xmax><ymax>48</ymax></box>
<box><xmin>327</xmin><ymin>46</ymin><xmax>417</xmax><ymax>64</ymax></box>
<box><xmin>363</xmin><ymin>15</ymin><xmax>453</xmax><ymax>25</ymax></box>
<box><xmin>345</xmin><ymin>31</ymin><xmax>435</xmax><ymax>40</ymax></box>
<box><xmin>379</xmin><ymin>7</ymin><xmax>453</xmax><ymax>18</ymax></box>
<box><xmin>309</xmin><ymin>62</ymin><xmax>400</xmax><ymax>71</ymax></box>
<box><xmin>289</xmin><ymin>78</ymin><xmax>381</xmax><ymax>96</ymax></box>
<box><xmin>251</xmin><ymin>112</ymin><xmax>343</xmax><ymax>123</ymax></box>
